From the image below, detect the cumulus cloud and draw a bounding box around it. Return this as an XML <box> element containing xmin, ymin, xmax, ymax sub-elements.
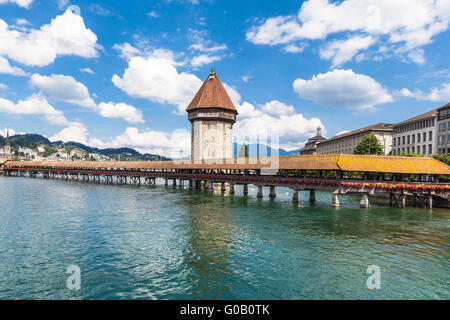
<box><xmin>0</xmin><ymin>9</ymin><xmax>100</xmax><ymax>66</ymax></box>
<box><xmin>0</xmin><ymin>82</ymin><xmax>7</xmax><ymax>90</ymax></box>
<box><xmin>0</xmin><ymin>56</ymin><xmax>27</xmax><ymax>76</ymax></box>
<box><xmin>29</xmin><ymin>73</ymin><xmax>97</xmax><ymax>108</ymax></box>
<box><xmin>0</xmin><ymin>0</ymin><xmax>33</xmax><ymax>8</ymax></box>
<box><xmin>0</xmin><ymin>94</ymin><xmax>68</xmax><ymax>125</ymax></box>
<box><xmin>261</xmin><ymin>100</ymin><xmax>295</xmax><ymax>116</ymax></box>
<box><xmin>50</xmin><ymin>122</ymin><xmax>89</xmax><ymax>144</ymax></box>
<box><xmin>191</xmin><ymin>54</ymin><xmax>222</xmax><ymax>67</ymax></box>
<box><xmin>98</xmin><ymin>102</ymin><xmax>144</xmax><ymax>124</ymax></box>
<box><xmin>246</xmin><ymin>0</ymin><xmax>450</xmax><ymax>65</ymax></box>
<box><xmin>234</xmin><ymin>106</ymin><xmax>324</xmax><ymax>150</ymax></box>
<box><xmin>293</xmin><ymin>69</ymin><xmax>393</xmax><ymax>111</ymax></box>
<box><xmin>319</xmin><ymin>35</ymin><xmax>376</xmax><ymax>67</ymax></box>
<box><xmin>399</xmin><ymin>84</ymin><xmax>450</xmax><ymax>102</ymax></box>
<box><xmin>0</xmin><ymin>128</ymin><xmax>24</xmax><ymax>137</ymax></box>
<box><xmin>91</xmin><ymin>127</ymin><xmax>192</xmax><ymax>159</ymax></box>
<box><xmin>112</xmin><ymin>56</ymin><xmax>202</xmax><ymax>114</ymax></box>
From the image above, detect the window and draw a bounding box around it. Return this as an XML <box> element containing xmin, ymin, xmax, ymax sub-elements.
<box><xmin>402</xmin><ymin>136</ymin><xmax>405</xmax><ymax>144</ymax></box>
<box><xmin>417</xmin><ymin>133</ymin><xmax>420</xmax><ymax>143</ymax></box>
<box><xmin>412</xmin><ymin>134</ymin><xmax>415</xmax><ymax>143</ymax></box>
<box><xmin>393</xmin><ymin>139</ymin><xmax>396</xmax><ymax>146</ymax></box>
<box><xmin>423</xmin><ymin>145</ymin><xmax>426</xmax><ymax>154</ymax></box>
<box><xmin>412</xmin><ymin>146</ymin><xmax>415</xmax><ymax>153</ymax></box>
<box><xmin>423</xmin><ymin>132</ymin><xmax>426</xmax><ymax>142</ymax></box>
<box><xmin>429</xmin><ymin>144</ymin><xmax>432</xmax><ymax>154</ymax></box>
<box><xmin>398</xmin><ymin>137</ymin><xmax>401</xmax><ymax>145</ymax></box>
<box><xmin>407</xmin><ymin>147</ymin><xmax>410</xmax><ymax>153</ymax></box>
<box><xmin>429</xmin><ymin>131</ymin><xmax>432</xmax><ymax>141</ymax></box>
<box><xmin>407</xmin><ymin>135</ymin><xmax>410</xmax><ymax>144</ymax></box>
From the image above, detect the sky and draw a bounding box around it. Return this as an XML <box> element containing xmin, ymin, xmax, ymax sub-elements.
<box><xmin>0</xmin><ymin>0</ymin><xmax>449</xmax><ymax>158</ymax></box>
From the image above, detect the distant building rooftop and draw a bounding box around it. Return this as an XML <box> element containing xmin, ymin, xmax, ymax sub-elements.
<box><xmin>318</xmin><ymin>123</ymin><xmax>393</xmax><ymax>144</ymax></box>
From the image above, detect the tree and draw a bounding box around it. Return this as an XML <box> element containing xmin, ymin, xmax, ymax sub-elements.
<box><xmin>353</xmin><ymin>134</ymin><xmax>384</xmax><ymax>155</ymax></box>
<box><xmin>238</xmin><ymin>143</ymin><xmax>249</xmax><ymax>157</ymax></box>
<box><xmin>433</xmin><ymin>154</ymin><xmax>450</xmax><ymax>166</ymax></box>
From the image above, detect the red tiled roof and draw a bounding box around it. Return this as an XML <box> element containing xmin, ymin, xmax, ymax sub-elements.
<box><xmin>186</xmin><ymin>70</ymin><xmax>237</xmax><ymax>113</ymax></box>
<box><xmin>395</xmin><ymin>108</ymin><xmax>438</xmax><ymax>125</ymax></box>
<box><xmin>318</xmin><ymin>123</ymin><xmax>393</xmax><ymax>144</ymax></box>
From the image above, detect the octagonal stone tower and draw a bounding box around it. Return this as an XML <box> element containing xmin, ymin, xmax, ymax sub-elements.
<box><xmin>186</xmin><ymin>69</ymin><xmax>238</xmax><ymax>161</ymax></box>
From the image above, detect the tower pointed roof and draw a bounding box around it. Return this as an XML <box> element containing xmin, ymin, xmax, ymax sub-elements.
<box><xmin>5</xmin><ymin>128</ymin><xmax>9</xmax><ymax>146</ymax></box>
<box><xmin>186</xmin><ymin>69</ymin><xmax>238</xmax><ymax>113</ymax></box>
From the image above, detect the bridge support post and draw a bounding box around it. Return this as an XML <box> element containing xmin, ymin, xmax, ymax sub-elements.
<box><xmin>292</xmin><ymin>190</ymin><xmax>299</xmax><ymax>203</ymax></box>
<box><xmin>221</xmin><ymin>182</ymin><xmax>226</xmax><ymax>194</ymax></box>
<box><xmin>360</xmin><ymin>193</ymin><xmax>370</xmax><ymax>209</ymax></box>
<box><xmin>427</xmin><ymin>194</ymin><xmax>433</xmax><ymax>209</ymax></box>
<box><xmin>164</xmin><ymin>178</ymin><xmax>168</xmax><ymax>186</ymax></box>
<box><xmin>309</xmin><ymin>190</ymin><xmax>315</xmax><ymax>204</ymax></box>
<box><xmin>257</xmin><ymin>186</ymin><xmax>263</xmax><ymax>198</ymax></box>
<box><xmin>243</xmin><ymin>184</ymin><xmax>248</xmax><ymax>196</ymax></box>
<box><xmin>179</xmin><ymin>179</ymin><xmax>183</xmax><ymax>188</ymax></box>
<box><xmin>229</xmin><ymin>184</ymin><xmax>235</xmax><ymax>195</ymax></box>
<box><xmin>172</xmin><ymin>179</ymin><xmax>176</xmax><ymax>188</ymax></box>
<box><xmin>269</xmin><ymin>186</ymin><xmax>276</xmax><ymax>199</ymax></box>
<box><xmin>189</xmin><ymin>180</ymin><xmax>193</xmax><ymax>188</ymax></box>
<box><xmin>331</xmin><ymin>192</ymin><xmax>340</xmax><ymax>208</ymax></box>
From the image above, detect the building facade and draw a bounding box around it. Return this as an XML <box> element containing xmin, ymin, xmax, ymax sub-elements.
<box><xmin>392</xmin><ymin>109</ymin><xmax>437</xmax><ymax>156</ymax></box>
<box><xmin>299</xmin><ymin>127</ymin><xmax>327</xmax><ymax>155</ymax></box>
<box><xmin>436</xmin><ymin>103</ymin><xmax>450</xmax><ymax>154</ymax></box>
<box><xmin>316</xmin><ymin>123</ymin><xmax>393</xmax><ymax>155</ymax></box>
<box><xmin>0</xmin><ymin>129</ymin><xmax>13</xmax><ymax>159</ymax></box>
<box><xmin>186</xmin><ymin>69</ymin><xmax>238</xmax><ymax>161</ymax></box>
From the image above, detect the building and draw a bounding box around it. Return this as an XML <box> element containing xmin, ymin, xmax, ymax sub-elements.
<box><xmin>316</xmin><ymin>123</ymin><xmax>393</xmax><ymax>155</ymax></box>
<box><xmin>437</xmin><ymin>102</ymin><xmax>450</xmax><ymax>154</ymax></box>
<box><xmin>392</xmin><ymin>109</ymin><xmax>438</xmax><ymax>156</ymax></box>
<box><xmin>0</xmin><ymin>129</ymin><xmax>13</xmax><ymax>158</ymax></box>
<box><xmin>186</xmin><ymin>69</ymin><xmax>238</xmax><ymax>161</ymax></box>
<box><xmin>299</xmin><ymin>127</ymin><xmax>327</xmax><ymax>155</ymax></box>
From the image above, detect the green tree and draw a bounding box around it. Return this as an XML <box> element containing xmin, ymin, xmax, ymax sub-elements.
<box><xmin>433</xmin><ymin>154</ymin><xmax>450</xmax><ymax>166</ymax></box>
<box><xmin>238</xmin><ymin>143</ymin><xmax>249</xmax><ymax>157</ymax></box>
<box><xmin>353</xmin><ymin>134</ymin><xmax>384</xmax><ymax>155</ymax></box>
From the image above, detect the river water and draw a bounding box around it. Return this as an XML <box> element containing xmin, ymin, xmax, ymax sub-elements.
<box><xmin>0</xmin><ymin>176</ymin><xmax>448</xmax><ymax>299</ymax></box>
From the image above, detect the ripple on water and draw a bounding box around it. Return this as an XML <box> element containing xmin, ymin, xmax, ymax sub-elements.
<box><xmin>0</xmin><ymin>176</ymin><xmax>449</xmax><ymax>300</ymax></box>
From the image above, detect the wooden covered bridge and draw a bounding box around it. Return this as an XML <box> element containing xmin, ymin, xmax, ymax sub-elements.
<box><xmin>2</xmin><ymin>154</ymin><xmax>450</xmax><ymax>209</ymax></box>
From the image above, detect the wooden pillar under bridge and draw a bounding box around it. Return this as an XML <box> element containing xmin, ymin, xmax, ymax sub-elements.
<box><xmin>427</xmin><ymin>194</ymin><xmax>433</xmax><ymax>209</ymax></box>
<box><xmin>292</xmin><ymin>190</ymin><xmax>299</xmax><ymax>203</ymax></box>
<box><xmin>221</xmin><ymin>182</ymin><xmax>226</xmax><ymax>194</ymax></box>
<box><xmin>189</xmin><ymin>180</ymin><xmax>193</xmax><ymax>188</ymax></box>
<box><xmin>243</xmin><ymin>184</ymin><xmax>248</xmax><ymax>196</ymax></box>
<box><xmin>229</xmin><ymin>184</ymin><xmax>235</xmax><ymax>195</ymax></box>
<box><xmin>257</xmin><ymin>186</ymin><xmax>263</xmax><ymax>198</ymax></box>
<box><xmin>164</xmin><ymin>178</ymin><xmax>168</xmax><ymax>186</ymax></box>
<box><xmin>309</xmin><ymin>190</ymin><xmax>316</xmax><ymax>204</ymax></box>
<box><xmin>269</xmin><ymin>186</ymin><xmax>276</xmax><ymax>199</ymax></box>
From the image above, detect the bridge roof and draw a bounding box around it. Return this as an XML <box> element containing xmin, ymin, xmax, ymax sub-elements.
<box><xmin>5</xmin><ymin>154</ymin><xmax>450</xmax><ymax>175</ymax></box>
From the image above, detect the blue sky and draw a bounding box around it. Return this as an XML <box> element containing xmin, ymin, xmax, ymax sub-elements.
<box><xmin>0</xmin><ymin>0</ymin><xmax>449</xmax><ymax>158</ymax></box>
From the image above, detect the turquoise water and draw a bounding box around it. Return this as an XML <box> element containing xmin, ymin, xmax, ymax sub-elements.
<box><xmin>0</xmin><ymin>176</ymin><xmax>448</xmax><ymax>300</ymax></box>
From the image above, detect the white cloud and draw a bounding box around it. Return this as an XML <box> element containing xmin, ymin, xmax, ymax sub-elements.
<box><xmin>29</xmin><ymin>73</ymin><xmax>97</xmax><ymax>108</ymax></box>
<box><xmin>79</xmin><ymin>67</ymin><xmax>95</xmax><ymax>74</ymax></box>
<box><xmin>0</xmin><ymin>128</ymin><xmax>25</xmax><ymax>137</ymax></box>
<box><xmin>246</xmin><ymin>0</ymin><xmax>450</xmax><ymax>65</ymax></box>
<box><xmin>407</xmin><ymin>49</ymin><xmax>426</xmax><ymax>65</ymax></box>
<box><xmin>88</xmin><ymin>4</ymin><xmax>112</xmax><ymax>16</ymax></box>
<box><xmin>98</xmin><ymin>102</ymin><xmax>144</xmax><ymax>124</ymax></box>
<box><xmin>91</xmin><ymin>127</ymin><xmax>192</xmax><ymax>159</ymax></box>
<box><xmin>261</xmin><ymin>100</ymin><xmax>295</xmax><ymax>116</ymax></box>
<box><xmin>319</xmin><ymin>35</ymin><xmax>376</xmax><ymax>67</ymax></box>
<box><xmin>147</xmin><ymin>10</ymin><xmax>159</xmax><ymax>18</ymax></box>
<box><xmin>399</xmin><ymin>84</ymin><xmax>450</xmax><ymax>102</ymax></box>
<box><xmin>0</xmin><ymin>82</ymin><xmax>7</xmax><ymax>90</ymax></box>
<box><xmin>293</xmin><ymin>69</ymin><xmax>393</xmax><ymax>111</ymax></box>
<box><xmin>112</xmin><ymin>56</ymin><xmax>202</xmax><ymax>114</ymax></box>
<box><xmin>191</xmin><ymin>54</ymin><xmax>222</xmax><ymax>67</ymax></box>
<box><xmin>241</xmin><ymin>75</ymin><xmax>251</xmax><ymax>83</ymax></box>
<box><xmin>50</xmin><ymin>122</ymin><xmax>88</xmax><ymax>144</ymax></box>
<box><xmin>283</xmin><ymin>43</ymin><xmax>308</xmax><ymax>53</ymax></box>
<box><xmin>0</xmin><ymin>94</ymin><xmax>68</xmax><ymax>125</ymax></box>
<box><xmin>0</xmin><ymin>9</ymin><xmax>100</xmax><ymax>66</ymax></box>
<box><xmin>0</xmin><ymin>0</ymin><xmax>33</xmax><ymax>8</ymax></box>
<box><xmin>0</xmin><ymin>56</ymin><xmax>27</xmax><ymax>76</ymax></box>
<box><xmin>189</xmin><ymin>43</ymin><xmax>227</xmax><ymax>53</ymax></box>
<box><xmin>234</xmin><ymin>105</ymin><xmax>324</xmax><ymax>151</ymax></box>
